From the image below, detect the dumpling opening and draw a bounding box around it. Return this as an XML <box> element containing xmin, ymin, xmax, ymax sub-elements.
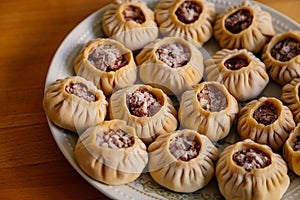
<box><xmin>169</xmin><ymin>134</ymin><xmax>201</xmax><ymax>161</ymax></box>
<box><xmin>233</xmin><ymin>148</ymin><xmax>271</xmax><ymax>172</ymax></box>
<box><xmin>253</xmin><ymin>101</ymin><xmax>279</xmax><ymax>125</ymax></box>
<box><xmin>126</xmin><ymin>88</ymin><xmax>162</xmax><ymax>117</ymax></box>
<box><xmin>271</xmin><ymin>37</ymin><xmax>300</xmax><ymax>62</ymax></box>
<box><xmin>225</xmin><ymin>8</ymin><xmax>253</xmax><ymax>34</ymax></box>
<box><xmin>175</xmin><ymin>0</ymin><xmax>202</xmax><ymax>24</ymax></box>
<box><xmin>156</xmin><ymin>42</ymin><xmax>191</xmax><ymax>68</ymax></box>
<box><xmin>95</xmin><ymin>129</ymin><xmax>134</xmax><ymax>149</ymax></box>
<box><xmin>224</xmin><ymin>55</ymin><xmax>249</xmax><ymax>70</ymax></box>
<box><xmin>293</xmin><ymin>136</ymin><xmax>300</xmax><ymax>151</ymax></box>
<box><xmin>122</xmin><ymin>5</ymin><xmax>146</xmax><ymax>24</ymax></box>
<box><xmin>88</xmin><ymin>44</ymin><xmax>128</xmax><ymax>72</ymax></box>
<box><xmin>65</xmin><ymin>82</ymin><xmax>97</xmax><ymax>102</ymax></box>
<box><xmin>197</xmin><ymin>84</ymin><xmax>228</xmax><ymax>112</ymax></box>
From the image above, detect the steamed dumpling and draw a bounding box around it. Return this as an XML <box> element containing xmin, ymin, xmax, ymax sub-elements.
<box><xmin>283</xmin><ymin>123</ymin><xmax>300</xmax><ymax>176</ymax></box>
<box><xmin>74</xmin><ymin>38</ymin><xmax>137</xmax><ymax>96</ymax></box>
<box><xmin>136</xmin><ymin>37</ymin><xmax>204</xmax><ymax>95</ymax></box>
<box><xmin>109</xmin><ymin>84</ymin><xmax>178</xmax><ymax>144</ymax></box>
<box><xmin>74</xmin><ymin>120</ymin><xmax>148</xmax><ymax>185</ymax></box>
<box><xmin>43</xmin><ymin>76</ymin><xmax>108</xmax><ymax>133</ymax></box>
<box><xmin>155</xmin><ymin>0</ymin><xmax>215</xmax><ymax>47</ymax></box>
<box><xmin>216</xmin><ymin>139</ymin><xmax>290</xmax><ymax>200</ymax></box>
<box><xmin>102</xmin><ymin>0</ymin><xmax>158</xmax><ymax>51</ymax></box>
<box><xmin>213</xmin><ymin>1</ymin><xmax>275</xmax><ymax>53</ymax></box>
<box><xmin>237</xmin><ymin>97</ymin><xmax>295</xmax><ymax>151</ymax></box>
<box><xmin>178</xmin><ymin>81</ymin><xmax>239</xmax><ymax>142</ymax></box>
<box><xmin>281</xmin><ymin>77</ymin><xmax>300</xmax><ymax>123</ymax></box>
<box><xmin>262</xmin><ymin>31</ymin><xmax>300</xmax><ymax>85</ymax></box>
<box><xmin>205</xmin><ymin>48</ymin><xmax>269</xmax><ymax>102</ymax></box>
<box><xmin>148</xmin><ymin>129</ymin><xmax>218</xmax><ymax>193</ymax></box>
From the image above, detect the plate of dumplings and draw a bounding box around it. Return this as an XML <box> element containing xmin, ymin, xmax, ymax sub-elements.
<box><xmin>43</xmin><ymin>0</ymin><xmax>300</xmax><ymax>199</ymax></box>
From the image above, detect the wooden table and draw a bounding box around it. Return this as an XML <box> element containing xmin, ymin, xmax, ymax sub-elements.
<box><xmin>0</xmin><ymin>0</ymin><xmax>299</xmax><ymax>199</ymax></box>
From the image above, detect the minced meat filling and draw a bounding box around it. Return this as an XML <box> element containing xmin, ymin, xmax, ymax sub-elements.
<box><xmin>233</xmin><ymin>148</ymin><xmax>271</xmax><ymax>172</ymax></box>
<box><xmin>271</xmin><ymin>37</ymin><xmax>300</xmax><ymax>62</ymax></box>
<box><xmin>95</xmin><ymin>129</ymin><xmax>134</xmax><ymax>149</ymax></box>
<box><xmin>293</xmin><ymin>136</ymin><xmax>300</xmax><ymax>151</ymax></box>
<box><xmin>127</xmin><ymin>88</ymin><xmax>162</xmax><ymax>117</ymax></box>
<box><xmin>224</xmin><ymin>56</ymin><xmax>249</xmax><ymax>70</ymax></box>
<box><xmin>65</xmin><ymin>82</ymin><xmax>97</xmax><ymax>102</ymax></box>
<box><xmin>122</xmin><ymin>5</ymin><xmax>146</xmax><ymax>24</ymax></box>
<box><xmin>88</xmin><ymin>44</ymin><xmax>128</xmax><ymax>72</ymax></box>
<box><xmin>156</xmin><ymin>43</ymin><xmax>190</xmax><ymax>68</ymax></box>
<box><xmin>175</xmin><ymin>1</ymin><xmax>202</xmax><ymax>24</ymax></box>
<box><xmin>169</xmin><ymin>135</ymin><xmax>201</xmax><ymax>161</ymax></box>
<box><xmin>253</xmin><ymin>102</ymin><xmax>278</xmax><ymax>125</ymax></box>
<box><xmin>225</xmin><ymin>9</ymin><xmax>253</xmax><ymax>34</ymax></box>
<box><xmin>197</xmin><ymin>84</ymin><xmax>227</xmax><ymax>112</ymax></box>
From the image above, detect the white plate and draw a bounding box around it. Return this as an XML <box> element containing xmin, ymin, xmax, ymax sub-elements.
<box><xmin>44</xmin><ymin>0</ymin><xmax>300</xmax><ymax>199</ymax></box>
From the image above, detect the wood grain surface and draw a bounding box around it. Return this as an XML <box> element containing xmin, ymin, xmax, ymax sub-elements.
<box><xmin>0</xmin><ymin>0</ymin><xmax>299</xmax><ymax>199</ymax></box>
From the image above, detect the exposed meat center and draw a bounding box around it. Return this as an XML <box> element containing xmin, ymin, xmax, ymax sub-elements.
<box><xmin>271</xmin><ymin>37</ymin><xmax>300</xmax><ymax>62</ymax></box>
<box><xmin>65</xmin><ymin>82</ymin><xmax>97</xmax><ymax>102</ymax></box>
<box><xmin>122</xmin><ymin>5</ymin><xmax>146</xmax><ymax>24</ymax></box>
<box><xmin>224</xmin><ymin>56</ymin><xmax>249</xmax><ymax>70</ymax></box>
<box><xmin>233</xmin><ymin>148</ymin><xmax>271</xmax><ymax>172</ymax></box>
<box><xmin>225</xmin><ymin>9</ymin><xmax>253</xmax><ymax>34</ymax></box>
<box><xmin>95</xmin><ymin>129</ymin><xmax>134</xmax><ymax>149</ymax></box>
<box><xmin>253</xmin><ymin>102</ymin><xmax>278</xmax><ymax>125</ymax></box>
<box><xmin>156</xmin><ymin>43</ymin><xmax>190</xmax><ymax>68</ymax></box>
<box><xmin>175</xmin><ymin>1</ymin><xmax>202</xmax><ymax>24</ymax></box>
<box><xmin>197</xmin><ymin>84</ymin><xmax>227</xmax><ymax>112</ymax></box>
<box><xmin>293</xmin><ymin>136</ymin><xmax>300</xmax><ymax>151</ymax></box>
<box><xmin>127</xmin><ymin>88</ymin><xmax>162</xmax><ymax>117</ymax></box>
<box><xmin>88</xmin><ymin>44</ymin><xmax>128</xmax><ymax>72</ymax></box>
<box><xmin>169</xmin><ymin>135</ymin><xmax>201</xmax><ymax>161</ymax></box>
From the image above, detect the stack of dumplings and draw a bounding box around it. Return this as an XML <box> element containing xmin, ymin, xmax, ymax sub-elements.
<box><xmin>43</xmin><ymin>0</ymin><xmax>300</xmax><ymax>198</ymax></box>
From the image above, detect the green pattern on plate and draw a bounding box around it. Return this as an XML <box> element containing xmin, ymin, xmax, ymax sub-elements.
<box><xmin>129</xmin><ymin>173</ymin><xmax>224</xmax><ymax>200</ymax></box>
